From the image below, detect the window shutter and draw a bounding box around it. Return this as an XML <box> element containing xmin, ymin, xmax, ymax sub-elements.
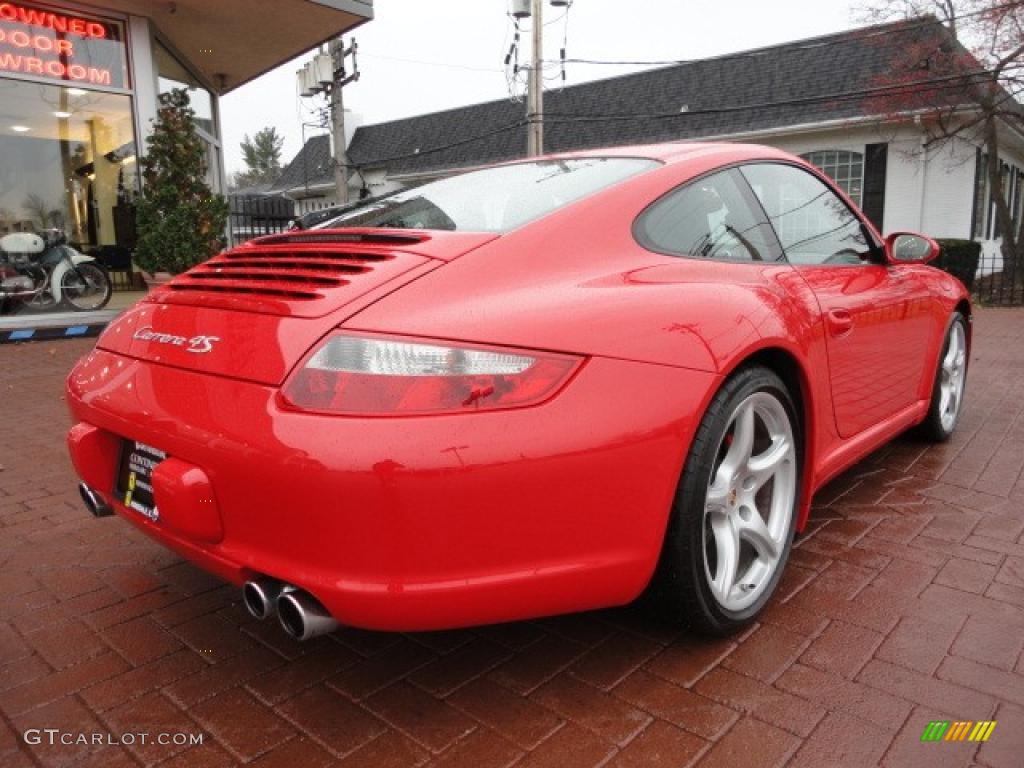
<box><xmin>862</xmin><ymin>143</ymin><xmax>888</xmax><ymax>231</ymax></box>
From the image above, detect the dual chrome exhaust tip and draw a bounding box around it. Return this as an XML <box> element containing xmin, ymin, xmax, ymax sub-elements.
<box><xmin>243</xmin><ymin>577</ymin><xmax>338</xmax><ymax>641</ymax></box>
<box><xmin>78</xmin><ymin>483</ymin><xmax>335</xmax><ymax>642</ymax></box>
<box><xmin>242</xmin><ymin>578</ymin><xmax>291</xmax><ymax>620</ymax></box>
<box><xmin>79</xmin><ymin>482</ymin><xmax>113</xmax><ymax>518</ymax></box>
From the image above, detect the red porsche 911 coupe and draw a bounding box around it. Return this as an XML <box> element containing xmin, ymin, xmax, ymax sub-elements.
<box><xmin>67</xmin><ymin>143</ymin><xmax>970</xmax><ymax>639</ymax></box>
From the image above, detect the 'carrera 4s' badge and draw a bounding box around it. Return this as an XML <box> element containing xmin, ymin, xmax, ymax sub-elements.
<box><xmin>133</xmin><ymin>327</ymin><xmax>220</xmax><ymax>354</ymax></box>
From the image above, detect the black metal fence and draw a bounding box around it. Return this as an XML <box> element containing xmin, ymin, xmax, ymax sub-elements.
<box><xmin>229</xmin><ymin>195</ymin><xmax>295</xmax><ymax>247</ymax></box>
<box><xmin>975</xmin><ymin>246</ymin><xmax>1024</xmax><ymax>305</ymax></box>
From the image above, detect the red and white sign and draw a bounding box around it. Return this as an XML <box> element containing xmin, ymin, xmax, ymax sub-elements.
<box><xmin>0</xmin><ymin>1</ymin><xmax>127</xmax><ymax>88</ymax></box>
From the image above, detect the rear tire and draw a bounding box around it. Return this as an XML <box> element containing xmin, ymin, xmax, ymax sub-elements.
<box><xmin>917</xmin><ymin>312</ymin><xmax>968</xmax><ymax>442</ymax></box>
<box><xmin>651</xmin><ymin>366</ymin><xmax>801</xmax><ymax>635</ymax></box>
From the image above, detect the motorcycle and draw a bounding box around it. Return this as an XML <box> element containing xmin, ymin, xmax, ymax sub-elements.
<box><xmin>0</xmin><ymin>230</ymin><xmax>112</xmax><ymax>314</ymax></box>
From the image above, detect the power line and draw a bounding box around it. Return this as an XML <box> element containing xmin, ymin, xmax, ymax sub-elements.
<box><xmin>543</xmin><ymin>69</ymin><xmax>999</xmax><ymax>123</ymax></box>
<box><xmin>346</xmin><ymin>120</ymin><xmax>527</xmax><ymax>170</ymax></box>
<box><xmin>504</xmin><ymin>11</ymin><xmax>526</xmax><ymax>104</ymax></box>
<box><xmin>334</xmin><ymin>6</ymin><xmax>1024</xmax><ymax>180</ymax></box>
<box><xmin>347</xmin><ymin>69</ymin><xmax>1006</xmax><ymax>172</ymax></box>
<box><xmin>539</xmin><ymin>3</ymin><xmax>1024</xmax><ymax>69</ymax></box>
<box><xmin>360</xmin><ymin>52</ymin><xmax>503</xmax><ymax>73</ymax></box>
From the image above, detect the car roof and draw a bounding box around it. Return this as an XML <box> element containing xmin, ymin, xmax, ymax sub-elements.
<box><xmin>534</xmin><ymin>141</ymin><xmax>796</xmax><ymax>166</ymax></box>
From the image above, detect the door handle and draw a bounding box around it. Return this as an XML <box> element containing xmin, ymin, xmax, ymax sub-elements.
<box><xmin>827</xmin><ymin>308</ymin><xmax>854</xmax><ymax>337</ymax></box>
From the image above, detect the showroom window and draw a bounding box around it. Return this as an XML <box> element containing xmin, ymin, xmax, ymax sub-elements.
<box><xmin>800</xmin><ymin>150</ymin><xmax>864</xmax><ymax>205</ymax></box>
<box><xmin>154</xmin><ymin>40</ymin><xmax>214</xmax><ymax>135</ymax></box>
<box><xmin>0</xmin><ymin>78</ymin><xmax>139</xmax><ymax>245</ymax></box>
<box><xmin>0</xmin><ymin>2</ymin><xmax>139</xmax><ymax>315</ymax></box>
<box><xmin>154</xmin><ymin>40</ymin><xmax>220</xmax><ymax>190</ymax></box>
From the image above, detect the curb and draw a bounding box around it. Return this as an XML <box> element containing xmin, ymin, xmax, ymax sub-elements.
<box><xmin>1</xmin><ymin>324</ymin><xmax>107</xmax><ymax>344</ymax></box>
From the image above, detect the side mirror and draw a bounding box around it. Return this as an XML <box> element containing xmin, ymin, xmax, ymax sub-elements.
<box><xmin>885</xmin><ymin>232</ymin><xmax>939</xmax><ymax>264</ymax></box>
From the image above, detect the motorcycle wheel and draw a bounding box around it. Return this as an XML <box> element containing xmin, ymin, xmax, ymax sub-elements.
<box><xmin>61</xmin><ymin>263</ymin><xmax>112</xmax><ymax>311</ymax></box>
<box><xmin>12</xmin><ymin>264</ymin><xmax>57</xmax><ymax>313</ymax></box>
<box><xmin>24</xmin><ymin>289</ymin><xmax>58</xmax><ymax>313</ymax></box>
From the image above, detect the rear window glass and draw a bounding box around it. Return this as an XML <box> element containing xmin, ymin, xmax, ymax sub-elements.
<box><xmin>319</xmin><ymin>157</ymin><xmax>660</xmax><ymax>233</ymax></box>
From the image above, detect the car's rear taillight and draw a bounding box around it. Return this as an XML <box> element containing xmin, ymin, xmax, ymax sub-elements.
<box><xmin>280</xmin><ymin>334</ymin><xmax>583</xmax><ymax>415</ymax></box>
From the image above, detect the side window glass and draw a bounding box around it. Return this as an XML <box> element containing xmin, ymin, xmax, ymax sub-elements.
<box><xmin>635</xmin><ymin>169</ymin><xmax>782</xmax><ymax>262</ymax></box>
<box><xmin>740</xmin><ymin>163</ymin><xmax>873</xmax><ymax>266</ymax></box>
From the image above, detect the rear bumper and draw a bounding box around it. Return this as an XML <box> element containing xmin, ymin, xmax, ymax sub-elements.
<box><xmin>66</xmin><ymin>348</ymin><xmax>715</xmax><ymax>630</ymax></box>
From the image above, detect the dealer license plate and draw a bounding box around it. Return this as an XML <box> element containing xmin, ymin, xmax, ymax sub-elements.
<box><xmin>115</xmin><ymin>440</ymin><xmax>167</xmax><ymax>521</ymax></box>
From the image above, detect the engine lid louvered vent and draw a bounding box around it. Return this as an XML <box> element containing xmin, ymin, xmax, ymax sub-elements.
<box><xmin>256</xmin><ymin>230</ymin><xmax>428</xmax><ymax>247</ymax></box>
<box><xmin>104</xmin><ymin>231</ymin><xmax>502</xmax><ymax>383</ymax></box>
<box><xmin>153</xmin><ymin>243</ymin><xmax>433</xmax><ymax>318</ymax></box>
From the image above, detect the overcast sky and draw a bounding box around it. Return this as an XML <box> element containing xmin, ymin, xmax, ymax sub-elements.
<box><xmin>220</xmin><ymin>0</ymin><xmax>860</xmax><ymax>177</ymax></box>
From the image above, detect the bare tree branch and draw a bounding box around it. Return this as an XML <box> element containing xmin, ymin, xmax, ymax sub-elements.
<box><xmin>860</xmin><ymin>0</ymin><xmax>1024</xmax><ymax>282</ymax></box>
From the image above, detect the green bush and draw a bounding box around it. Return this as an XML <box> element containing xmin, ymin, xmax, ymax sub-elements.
<box><xmin>135</xmin><ymin>89</ymin><xmax>229</xmax><ymax>275</ymax></box>
<box><xmin>934</xmin><ymin>238</ymin><xmax>981</xmax><ymax>291</ymax></box>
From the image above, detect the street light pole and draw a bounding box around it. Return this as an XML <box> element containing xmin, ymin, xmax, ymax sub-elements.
<box><xmin>527</xmin><ymin>0</ymin><xmax>544</xmax><ymax>156</ymax></box>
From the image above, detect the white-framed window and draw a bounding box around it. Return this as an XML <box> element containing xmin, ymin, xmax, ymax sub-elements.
<box><xmin>800</xmin><ymin>150</ymin><xmax>864</xmax><ymax>206</ymax></box>
<box><xmin>973</xmin><ymin>153</ymin><xmax>1024</xmax><ymax>240</ymax></box>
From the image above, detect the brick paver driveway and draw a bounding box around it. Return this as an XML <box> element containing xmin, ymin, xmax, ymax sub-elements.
<box><xmin>2</xmin><ymin>308</ymin><xmax>1024</xmax><ymax>768</ymax></box>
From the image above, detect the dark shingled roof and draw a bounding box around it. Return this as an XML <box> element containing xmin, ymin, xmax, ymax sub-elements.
<box><xmin>288</xmin><ymin>17</ymin><xmax>964</xmax><ymax>184</ymax></box>
<box><xmin>270</xmin><ymin>134</ymin><xmax>334</xmax><ymax>194</ymax></box>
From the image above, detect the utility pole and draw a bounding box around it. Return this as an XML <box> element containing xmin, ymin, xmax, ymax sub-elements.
<box><xmin>527</xmin><ymin>0</ymin><xmax>544</xmax><ymax>156</ymax></box>
<box><xmin>328</xmin><ymin>38</ymin><xmax>359</xmax><ymax>205</ymax></box>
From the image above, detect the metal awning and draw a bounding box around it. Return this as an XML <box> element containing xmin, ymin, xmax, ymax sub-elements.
<box><xmin>94</xmin><ymin>0</ymin><xmax>373</xmax><ymax>92</ymax></box>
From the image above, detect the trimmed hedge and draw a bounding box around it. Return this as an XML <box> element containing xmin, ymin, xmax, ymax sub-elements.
<box><xmin>934</xmin><ymin>238</ymin><xmax>981</xmax><ymax>291</ymax></box>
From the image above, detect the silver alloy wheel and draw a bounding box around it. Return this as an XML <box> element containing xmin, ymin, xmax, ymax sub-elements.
<box><xmin>939</xmin><ymin>321</ymin><xmax>966</xmax><ymax>432</ymax></box>
<box><xmin>702</xmin><ymin>392</ymin><xmax>796</xmax><ymax>612</ymax></box>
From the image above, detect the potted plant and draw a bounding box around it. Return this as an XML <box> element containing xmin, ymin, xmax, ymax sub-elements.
<box><xmin>134</xmin><ymin>88</ymin><xmax>229</xmax><ymax>286</ymax></box>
